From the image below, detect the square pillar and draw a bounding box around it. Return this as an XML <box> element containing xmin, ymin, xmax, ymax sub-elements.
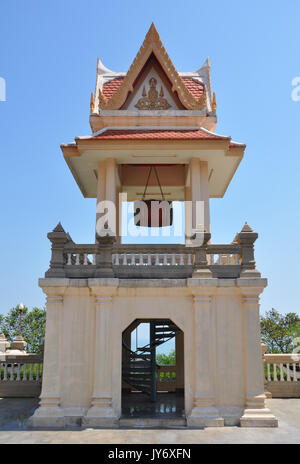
<box><xmin>190</xmin><ymin>158</ymin><xmax>201</xmax><ymax>231</ymax></box>
<box><xmin>96</xmin><ymin>158</ymin><xmax>118</xmax><ymax>239</ymax></box>
<box><xmin>84</xmin><ymin>284</ymin><xmax>119</xmax><ymax>427</ymax></box>
<box><xmin>28</xmin><ymin>283</ymin><xmax>68</xmax><ymax>427</ymax></box>
<box><xmin>187</xmin><ymin>291</ymin><xmax>224</xmax><ymax>427</ymax></box>
<box><xmin>200</xmin><ymin>161</ymin><xmax>210</xmax><ymax>233</ymax></box>
<box><xmin>239</xmin><ymin>283</ymin><xmax>278</xmax><ymax>427</ymax></box>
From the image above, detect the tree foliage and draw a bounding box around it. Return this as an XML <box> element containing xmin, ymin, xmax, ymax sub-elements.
<box><xmin>156</xmin><ymin>349</ymin><xmax>175</xmax><ymax>365</ymax></box>
<box><xmin>260</xmin><ymin>308</ymin><xmax>300</xmax><ymax>353</ymax></box>
<box><xmin>0</xmin><ymin>306</ymin><xmax>46</xmax><ymax>353</ymax></box>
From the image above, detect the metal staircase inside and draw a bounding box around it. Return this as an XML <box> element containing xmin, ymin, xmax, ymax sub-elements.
<box><xmin>122</xmin><ymin>319</ymin><xmax>180</xmax><ymax>402</ymax></box>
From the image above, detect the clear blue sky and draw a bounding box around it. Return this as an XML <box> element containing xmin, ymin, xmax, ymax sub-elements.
<box><xmin>1</xmin><ymin>0</ymin><xmax>300</xmax><ymax>317</ymax></box>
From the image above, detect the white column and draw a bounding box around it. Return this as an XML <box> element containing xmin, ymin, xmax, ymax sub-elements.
<box><xmin>184</xmin><ymin>185</ymin><xmax>192</xmax><ymax>245</ymax></box>
<box><xmin>200</xmin><ymin>161</ymin><xmax>210</xmax><ymax>233</ymax></box>
<box><xmin>239</xmin><ymin>288</ymin><xmax>278</xmax><ymax>427</ymax></box>
<box><xmin>187</xmin><ymin>293</ymin><xmax>224</xmax><ymax>426</ymax></box>
<box><xmin>106</xmin><ymin>158</ymin><xmax>117</xmax><ymax>237</ymax></box>
<box><xmin>28</xmin><ymin>286</ymin><xmax>66</xmax><ymax>427</ymax></box>
<box><xmin>105</xmin><ymin>158</ymin><xmax>116</xmax><ymax>205</ymax></box>
<box><xmin>190</xmin><ymin>158</ymin><xmax>201</xmax><ymax>230</ymax></box>
<box><xmin>96</xmin><ymin>160</ymin><xmax>106</xmax><ymax>240</ymax></box>
<box><xmin>85</xmin><ymin>291</ymin><xmax>118</xmax><ymax>427</ymax></box>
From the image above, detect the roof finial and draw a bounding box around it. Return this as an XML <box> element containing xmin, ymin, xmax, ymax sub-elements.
<box><xmin>212</xmin><ymin>92</ymin><xmax>217</xmax><ymax>113</ymax></box>
<box><xmin>240</xmin><ymin>222</ymin><xmax>254</xmax><ymax>233</ymax></box>
<box><xmin>90</xmin><ymin>92</ymin><xmax>95</xmax><ymax>113</ymax></box>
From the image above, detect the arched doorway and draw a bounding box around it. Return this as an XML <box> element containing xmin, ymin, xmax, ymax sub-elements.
<box><xmin>121</xmin><ymin>318</ymin><xmax>184</xmax><ymax>419</ymax></box>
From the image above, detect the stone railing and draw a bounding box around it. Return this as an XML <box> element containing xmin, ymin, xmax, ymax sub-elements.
<box><xmin>0</xmin><ymin>354</ymin><xmax>43</xmax><ymax>398</ymax></box>
<box><xmin>156</xmin><ymin>364</ymin><xmax>177</xmax><ymax>392</ymax></box>
<box><xmin>263</xmin><ymin>353</ymin><xmax>300</xmax><ymax>398</ymax></box>
<box><xmin>44</xmin><ymin>222</ymin><xmax>260</xmax><ymax>280</ymax></box>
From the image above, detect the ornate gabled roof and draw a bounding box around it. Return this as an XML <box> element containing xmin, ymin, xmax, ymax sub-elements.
<box><xmin>93</xmin><ymin>23</ymin><xmax>212</xmax><ymax>112</ymax></box>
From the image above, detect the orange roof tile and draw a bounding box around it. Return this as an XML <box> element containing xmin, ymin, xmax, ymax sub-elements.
<box><xmin>101</xmin><ymin>77</ymin><xmax>204</xmax><ymax>101</ymax></box>
<box><xmin>102</xmin><ymin>77</ymin><xmax>124</xmax><ymax>99</ymax></box>
<box><xmin>181</xmin><ymin>78</ymin><xmax>204</xmax><ymax>99</ymax></box>
<box><xmin>90</xmin><ymin>128</ymin><xmax>228</xmax><ymax>141</ymax></box>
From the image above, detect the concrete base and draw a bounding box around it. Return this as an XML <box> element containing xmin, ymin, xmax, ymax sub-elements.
<box><xmin>119</xmin><ymin>417</ymin><xmax>186</xmax><ymax>428</ymax></box>
<box><xmin>187</xmin><ymin>407</ymin><xmax>224</xmax><ymax>427</ymax></box>
<box><xmin>83</xmin><ymin>406</ymin><xmax>119</xmax><ymax>428</ymax></box>
<box><xmin>240</xmin><ymin>408</ymin><xmax>278</xmax><ymax>427</ymax></box>
<box><xmin>28</xmin><ymin>406</ymin><xmax>65</xmax><ymax>428</ymax></box>
<box><xmin>218</xmin><ymin>406</ymin><xmax>244</xmax><ymax>426</ymax></box>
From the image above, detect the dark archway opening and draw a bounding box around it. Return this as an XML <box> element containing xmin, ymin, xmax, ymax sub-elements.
<box><xmin>121</xmin><ymin>318</ymin><xmax>184</xmax><ymax>418</ymax></box>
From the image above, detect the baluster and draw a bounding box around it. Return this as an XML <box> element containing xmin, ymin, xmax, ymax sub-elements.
<box><xmin>75</xmin><ymin>254</ymin><xmax>80</xmax><ymax>265</ymax></box>
<box><xmin>16</xmin><ymin>364</ymin><xmax>21</xmax><ymax>381</ymax></box>
<box><xmin>29</xmin><ymin>364</ymin><xmax>33</xmax><ymax>381</ymax></box>
<box><xmin>267</xmin><ymin>363</ymin><xmax>271</xmax><ymax>382</ymax></box>
<box><xmin>10</xmin><ymin>364</ymin><xmax>14</xmax><ymax>381</ymax></box>
<box><xmin>171</xmin><ymin>254</ymin><xmax>176</xmax><ymax>265</ymax></box>
<box><xmin>115</xmin><ymin>254</ymin><xmax>120</xmax><ymax>265</ymax></box>
<box><xmin>147</xmin><ymin>254</ymin><xmax>151</xmax><ymax>265</ymax></box>
<box><xmin>179</xmin><ymin>254</ymin><xmax>184</xmax><ymax>265</ymax></box>
<box><xmin>187</xmin><ymin>254</ymin><xmax>192</xmax><ymax>265</ymax></box>
<box><xmin>280</xmin><ymin>363</ymin><xmax>284</xmax><ymax>381</ymax></box>
<box><xmin>23</xmin><ymin>363</ymin><xmax>27</xmax><ymax>381</ymax></box>
<box><xmin>218</xmin><ymin>254</ymin><xmax>222</xmax><ymax>265</ymax></box>
<box><xmin>123</xmin><ymin>254</ymin><xmax>127</xmax><ymax>265</ymax></box>
<box><xmin>235</xmin><ymin>254</ymin><xmax>239</xmax><ymax>265</ymax></box>
<box><xmin>36</xmin><ymin>364</ymin><xmax>40</xmax><ymax>382</ymax></box>
<box><xmin>273</xmin><ymin>363</ymin><xmax>277</xmax><ymax>381</ymax></box>
<box><xmin>163</xmin><ymin>254</ymin><xmax>168</xmax><ymax>265</ymax></box>
<box><xmin>293</xmin><ymin>363</ymin><xmax>297</xmax><ymax>381</ymax></box>
<box><xmin>155</xmin><ymin>254</ymin><xmax>160</xmax><ymax>265</ymax></box>
<box><xmin>131</xmin><ymin>254</ymin><xmax>135</xmax><ymax>265</ymax></box>
<box><xmin>83</xmin><ymin>254</ymin><xmax>88</xmax><ymax>265</ymax></box>
<box><xmin>210</xmin><ymin>254</ymin><xmax>214</xmax><ymax>265</ymax></box>
<box><xmin>67</xmin><ymin>253</ymin><xmax>72</xmax><ymax>265</ymax></box>
<box><xmin>3</xmin><ymin>363</ymin><xmax>7</xmax><ymax>381</ymax></box>
<box><xmin>227</xmin><ymin>254</ymin><xmax>231</xmax><ymax>265</ymax></box>
<box><xmin>287</xmin><ymin>363</ymin><xmax>291</xmax><ymax>382</ymax></box>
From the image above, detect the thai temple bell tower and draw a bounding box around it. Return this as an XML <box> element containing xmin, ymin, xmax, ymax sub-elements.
<box><xmin>30</xmin><ymin>24</ymin><xmax>277</xmax><ymax>428</ymax></box>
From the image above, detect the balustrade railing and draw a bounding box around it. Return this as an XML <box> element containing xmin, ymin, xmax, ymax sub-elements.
<box><xmin>156</xmin><ymin>365</ymin><xmax>177</xmax><ymax>392</ymax></box>
<box><xmin>44</xmin><ymin>223</ymin><xmax>259</xmax><ymax>279</ymax></box>
<box><xmin>263</xmin><ymin>354</ymin><xmax>300</xmax><ymax>398</ymax></box>
<box><xmin>0</xmin><ymin>355</ymin><xmax>43</xmax><ymax>397</ymax></box>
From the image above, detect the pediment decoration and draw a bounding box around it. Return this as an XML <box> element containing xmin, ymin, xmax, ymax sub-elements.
<box><xmin>98</xmin><ymin>23</ymin><xmax>207</xmax><ymax>111</ymax></box>
<box><xmin>134</xmin><ymin>77</ymin><xmax>171</xmax><ymax>110</ymax></box>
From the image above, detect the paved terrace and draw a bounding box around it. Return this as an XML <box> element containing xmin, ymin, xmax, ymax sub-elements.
<box><xmin>0</xmin><ymin>398</ymin><xmax>299</xmax><ymax>444</ymax></box>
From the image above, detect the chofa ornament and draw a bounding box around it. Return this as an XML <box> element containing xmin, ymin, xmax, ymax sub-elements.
<box><xmin>135</xmin><ymin>78</ymin><xmax>171</xmax><ymax>110</ymax></box>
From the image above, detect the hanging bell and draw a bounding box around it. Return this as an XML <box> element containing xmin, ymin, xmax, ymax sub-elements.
<box><xmin>134</xmin><ymin>165</ymin><xmax>173</xmax><ymax>228</ymax></box>
<box><xmin>134</xmin><ymin>199</ymin><xmax>173</xmax><ymax>227</ymax></box>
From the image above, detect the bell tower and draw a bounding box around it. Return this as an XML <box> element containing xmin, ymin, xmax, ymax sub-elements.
<box><xmin>62</xmin><ymin>23</ymin><xmax>245</xmax><ymax>243</ymax></box>
<box><xmin>29</xmin><ymin>24</ymin><xmax>278</xmax><ymax>429</ymax></box>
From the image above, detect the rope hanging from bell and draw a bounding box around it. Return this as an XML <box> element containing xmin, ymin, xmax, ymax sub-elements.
<box><xmin>134</xmin><ymin>165</ymin><xmax>173</xmax><ymax>227</ymax></box>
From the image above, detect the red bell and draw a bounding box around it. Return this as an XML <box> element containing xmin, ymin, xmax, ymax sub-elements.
<box><xmin>134</xmin><ymin>166</ymin><xmax>173</xmax><ymax>228</ymax></box>
<box><xmin>134</xmin><ymin>199</ymin><xmax>173</xmax><ymax>227</ymax></box>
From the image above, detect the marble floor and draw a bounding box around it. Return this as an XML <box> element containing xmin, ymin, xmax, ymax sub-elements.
<box><xmin>0</xmin><ymin>398</ymin><xmax>300</xmax><ymax>443</ymax></box>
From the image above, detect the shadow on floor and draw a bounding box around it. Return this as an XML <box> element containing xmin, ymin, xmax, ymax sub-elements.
<box><xmin>0</xmin><ymin>398</ymin><xmax>39</xmax><ymax>430</ymax></box>
<box><xmin>122</xmin><ymin>391</ymin><xmax>185</xmax><ymax>418</ymax></box>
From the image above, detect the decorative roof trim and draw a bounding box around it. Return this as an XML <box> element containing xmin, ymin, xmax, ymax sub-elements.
<box><xmin>97</xmin><ymin>23</ymin><xmax>207</xmax><ymax>111</ymax></box>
